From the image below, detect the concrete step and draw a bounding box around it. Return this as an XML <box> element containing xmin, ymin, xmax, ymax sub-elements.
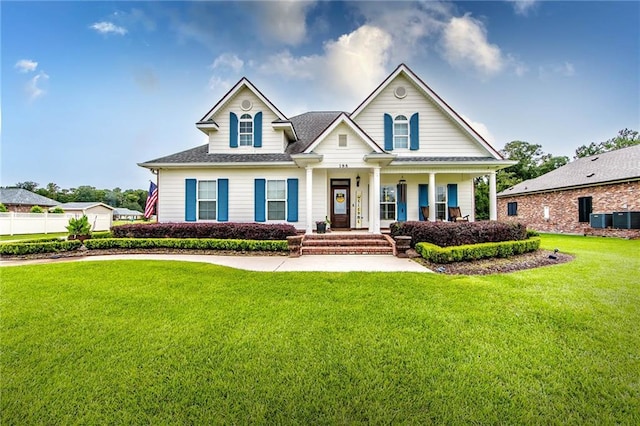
<box><xmin>305</xmin><ymin>233</ymin><xmax>389</xmax><ymax>240</ymax></box>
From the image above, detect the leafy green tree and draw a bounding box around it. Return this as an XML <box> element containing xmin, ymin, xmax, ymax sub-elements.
<box><xmin>30</xmin><ymin>205</ymin><xmax>44</xmax><ymax>213</ymax></box>
<box><xmin>0</xmin><ymin>203</ymin><xmax>8</xmax><ymax>212</ymax></box>
<box><xmin>15</xmin><ymin>181</ymin><xmax>39</xmax><ymax>192</ymax></box>
<box><xmin>575</xmin><ymin>128</ymin><xmax>639</xmax><ymax>158</ymax></box>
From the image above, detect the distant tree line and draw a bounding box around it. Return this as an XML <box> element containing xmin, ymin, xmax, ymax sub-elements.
<box><xmin>5</xmin><ymin>182</ymin><xmax>149</xmax><ymax>212</ymax></box>
<box><xmin>475</xmin><ymin>128</ymin><xmax>639</xmax><ymax>219</ymax></box>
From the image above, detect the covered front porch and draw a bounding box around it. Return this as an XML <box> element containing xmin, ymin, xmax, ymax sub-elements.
<box><xmin>297</xmin><ymin>164</ymin><xmax>499</xmax><ymax>235</ymax></box>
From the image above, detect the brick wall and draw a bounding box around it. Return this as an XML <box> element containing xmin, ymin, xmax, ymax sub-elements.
<box><xmin>497</xmin><ymin>180</ymin><xmax>640</xmax><ymax>234</ymax></box>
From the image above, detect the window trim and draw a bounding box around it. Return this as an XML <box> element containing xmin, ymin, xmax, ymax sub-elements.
<box><xmin>393</xmin><ymin>114</ymin><xmax>409</xmax><ymax>149</ymax></box>
<box><xmin>239</xmin><ymin>113</ymin><xmax>253</xmax><ymax>147</ymax></box>
<box><xmin>266</xmin><ymin>179</ymin><xmax>287</xmax><ymax>221</ymax></box>
<box><xmin>435</xmin><ymin>185</ymin><xmax>447</xmax><ymax>221</ymax></box>
<box><xmin>380</xmin><ymin>184</ymin><xmax>397</xmax><ymax>221</ymax></box>
<box><xmin>197</xmin><ymin>180</ymin><xmax>217</xmax><ymax>221</ymax></box>
<box><xmin>507</xmin><ymin>202</ymin><xmax>518</xmax><ymax>216</ymax></box>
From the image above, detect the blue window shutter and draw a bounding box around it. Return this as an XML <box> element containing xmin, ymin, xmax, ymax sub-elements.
<box><xmin>287</xmin><ymin>178</ymin><xmax>298</xmax><ymax>222</ymax></box>
<box><xmin>254</xmin><ymin>179</ymin><xmax>266</xmax><ymax>222</ymax></box>
<box><xmin>410</xmin><ymin>113</ymin><xmax>419</xmax><ymax>150</ymax></box>
<box><xmin>217</xmin><ymin>179</ymin><xmax>228</xmax><ymax>221</ymax></box>
<box><xmin>447</xmin><ymin>184</ymin><xmax>458</xmax><ymax>207</ymax></box>
<box><xmin>418</xmin><ymin>184</ymin><xmax>428</xmax><ymax>220</ymax></box>
<box><xmin>229</xmin><ymin>112</ymin><xmax>238</xmax><ymax>148</ymax></box>
<box><xmin>384</xmin><ymin>113</ymin><xmax>393</xmax><ymax>151</ymax></box>
<box><xmin>253</xmin><ymin>112</ymin><xmax>262</xmax><ymax>148</ymax></box>
<box><xmin>185</xmin><ymin>179</ymin><xmax>197</xmax><ymax>222</ymax></box>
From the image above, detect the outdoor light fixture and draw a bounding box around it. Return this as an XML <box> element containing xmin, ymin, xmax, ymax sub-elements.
<box><xmin>356</xmin><ymin>174</ymin><xmax>360</xmax><ymax>187</ymax></box>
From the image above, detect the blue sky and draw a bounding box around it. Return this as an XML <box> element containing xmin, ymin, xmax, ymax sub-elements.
<box><xmin>2</xmin><ymin>1</ymin><xmax>638</xmax><ymax>190</ymax></box>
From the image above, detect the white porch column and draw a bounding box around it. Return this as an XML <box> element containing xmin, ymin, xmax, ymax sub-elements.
<box><xmin>305</xmin><ymin>166</ymin><xmax>314</xmax><ymax>234</ymax></box>
<box><xmin>372</xmin><ymin>166</ymin><xmax>381</xmax><ymax>234</ymax></box>
<box><xmin>489</xmin><ymin>171</ymin><xmax>497</xmax><ymax>221</ymax></box>
<box><xmin>428</xmin><ymin>172</ymin><xmax>436</xmax><ymax>221</ymax></box>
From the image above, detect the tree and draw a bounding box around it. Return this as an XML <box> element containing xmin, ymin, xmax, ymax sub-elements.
<box><xmin>575</xmin><ymin>128</ymin><xmax>639</xmax><ymax>158</ymax></box>
<box><xmin>15</xmin><ymin>181</ymin><xmax>39</xmax><ymax>192</ymax></box>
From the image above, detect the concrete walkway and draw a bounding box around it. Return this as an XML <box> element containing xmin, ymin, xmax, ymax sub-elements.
<box><xmin>0</xmin><ymin>253</ymin><xmax>431</xmax><ymax>272</ymax></box>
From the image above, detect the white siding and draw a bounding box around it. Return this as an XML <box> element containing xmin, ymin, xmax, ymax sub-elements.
<box><xmin>158</xmin><ymin>167</ymin><xmax>306</xmax><ymax>228</ymax></box>
<box><xmin>208</xmin><ymin>87</ymin><xmax>286</xmax><ymax>154</ymax></box>
<box><xmin>353</xmin><ymin>74</ymin><xmax>490</xmax><ymax>157</ymax></box>
<box><xmin>311</xmin><ymin>123</ymin><xmax>373</xmax><ymax>168</ymax></box>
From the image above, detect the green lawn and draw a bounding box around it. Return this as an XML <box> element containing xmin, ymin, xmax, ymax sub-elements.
<box><xmin>0</xmin><ymin>232</ymin><xmax>67</xmax><ymax>242</ymax></box>
<box><xmin>1</xmin><ymin>234</ymin><xmax>638</xmax><ymax>424</ymax></box>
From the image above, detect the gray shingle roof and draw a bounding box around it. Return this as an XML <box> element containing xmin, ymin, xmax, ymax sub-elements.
<box><xmin>54</xmin><ymin>202</ymin><xmax>115</xmax><ymax>210</ymax></box>
<box><xmin>498</xmin><ymin>145</ymin><xmax>640</xmax><ymax>197</ymax></box>
<box><xmin>286</xmin><ymin>111</ymin><xmax>344</xmax><ymax>154</ymax></box>
<box><xmin>0</xmin><ymin>188</ymin><xmax>58</xmax><ymax>206</ymax></box>
<box><xmin>141</xmin><ymin>144</ymin><xmax>293</xmax><ymax>165</ymax></box>
<box><xmin>393</xmin><ymin>156</ymin><xmax>499</xmax><ymax>162</ymax></box>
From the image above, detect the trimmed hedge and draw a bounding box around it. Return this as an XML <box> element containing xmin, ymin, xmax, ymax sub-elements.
<box><xmin>84</xmin><ymin>238</ymin><xmax>288</xmax><ymax>252</ymax></box>
<box><xmin>90</xmin><ymin>231</ymin><xmax>113</xmax><ymax>239</ymax></box>
<box><xmin>0</xmin><ymin>240</ymin><xmax>82</xmax><ymax>256</ymax></box>
<box><xmin>390</xmin><ymin>221</ymin><xmax>528</xmax><ymax>248</ymax></box>
<box><xmin>415</xmin><ymin>238</ymin><xmax>541</xmax><ymax>264</ymax></box>
<box><xmin>0</xmin><ymin>237</ymin><xmax>65</xmax><ymax>245</ymax></box>
<box><xmin>111</xmin><ymin>222</ymin><xmax>297</xmax><ymax>241</ymax></box>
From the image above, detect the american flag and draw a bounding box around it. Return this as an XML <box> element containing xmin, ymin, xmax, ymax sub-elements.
<box><xmin>144</xmin><ymin>181</ymin><xmax>158</xmax><ymax>219</ymax></box>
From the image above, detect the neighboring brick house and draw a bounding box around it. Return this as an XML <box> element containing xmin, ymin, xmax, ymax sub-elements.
<box><xmin>497</xmin><ymin>145</ymin><xmax>640</xmax><ymax>236</ymax></box>
<box><xmin>0</xmin><ymin>188</ymin><xmax>58</xmax><ymax>212</ymax></box>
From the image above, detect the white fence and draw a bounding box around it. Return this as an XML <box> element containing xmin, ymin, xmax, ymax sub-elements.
<box><xmin>0</xmin><ymin>212</ymin><xmax>112</xmax><ymax>235</ymax></box>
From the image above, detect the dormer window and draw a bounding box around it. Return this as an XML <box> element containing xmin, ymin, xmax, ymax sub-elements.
<box><xmin>393</xmin><ymin>115</ymin><xmax>409</xmax><ymax>149</ymax></box>
<box><xmin>239</xmin><ymin>113</ymin><xmax>253</xmax><ymax>146</ymax></box>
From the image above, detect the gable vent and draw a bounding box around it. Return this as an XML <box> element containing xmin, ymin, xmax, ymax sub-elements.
<box><xmin>394</xmin><ymin>86</ymin><xmax>407</xmax><ymax>99</ymax></box>
<box><xmin>241</xmin><ymin>99</ymin><xmax>253</xmax><ymax>111</ymax></box>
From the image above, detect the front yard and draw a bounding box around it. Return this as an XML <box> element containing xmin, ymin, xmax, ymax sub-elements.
<box><xmin>1</xmin><ymin>234</ymin><xmax>638</xmax><ymax>423</ymax></box>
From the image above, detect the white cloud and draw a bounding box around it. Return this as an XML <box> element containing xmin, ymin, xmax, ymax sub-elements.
<box><xmin>26</xmin><ymin>71</ymin><xmax>49</xmax><ymax>100</ymax></box>
<box><xmin>258</xmin><ymin>1</ymin><xmax>316</xmax><ymax>46</ymax></box>
<box><xmin>507</xmin><ymin>0</ymin><xmax>538</xmax><ymax>16</ymax></box>
<box><xmin>207</xmin><ymin>75</ymin><xmax>234</xmax><ymax>93</ymax></box>
<box><xmin>461</xmin><ymin>114</ymin><xmax>496</xmax><ymax>144</ymax></box>
<box><xmin>15</xmin><ymin>59</ymin><xmax>38</xmax><ymax>73</ymax></box>
<box><xmin>539</xmin><ymin>61</ymin><xmax>576</xmax><ymax>79</ymax></box>
<box><xmin>90</xmin><ymin>21</ymin><xmax>128</xmax><ymax>35</ymax></box>
<box><xmin>259</xmin><ymin>25</ymin><xmax>392</xmax><ymax>103</ymax></box>
<box><xmin>441</xmin><ymin>14</ymin><xmax>504</xmax><ymax>76</ymax></box>
<box><xmin>211</xmin><ymin>53</ymin><xmax>244</xmax><ymax>74</ymax></box>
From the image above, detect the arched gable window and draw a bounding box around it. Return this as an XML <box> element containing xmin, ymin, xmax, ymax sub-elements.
<box><xmin>393</xmin><ymin>115</ymin><xmax>409</xmax><ymax>149</ymax></box>
<box><xmin>239</xmin><ymin>113</ymin><xmax>253</xmax><ymax>146</ymax></box>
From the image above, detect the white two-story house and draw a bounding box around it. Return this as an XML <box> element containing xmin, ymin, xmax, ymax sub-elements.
<box><xmin>139</xmin><ymin>64</ymin><xmax>513</xmax><ymax>234</ymax></box>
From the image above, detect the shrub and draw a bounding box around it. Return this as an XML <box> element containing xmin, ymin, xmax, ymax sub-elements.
<box><xmin>50</xmin><ymin>207</ymin><xmax>65</xmax><ymax>214</ymax></box>
<box><xmin>415</xmin><ymin>238</ymin><xmax>541</xmax><ymax>264</ymax></box>
<box><xmin>84</xmin><ymin>238</ymin><xmax>288</xmax><ymax>252</ymax></box>
<box><xmin>390</xmin><ymin>221</ymin><xmax>528</xmax><ymax>248</ymax></box>
<box><xmin>0</xmin><ymin>203</ymin><xmax>7</xmax><ymax>212</ymax></box>
<box><xmin>0</xmin><ymin>240</ymin><xmax>82</xmax><ymax>256</ymax></box>
<box><xmin>0</xmin><ymin>237</ymin><xmax>66</xmax><ymax>244</ymax></box>
<box><xmin>30</xmin><ymin>205</ymin><xmax>44</xmax><ymax>213</ymax></box>
<box><xmin>66</xmin><ymin>215</ymin><xmax>92</xmax><ymax>237</ymax></box>
<box><xmin>111</xmin><ymin>222</ymin><xmax>297</xmax><ymax>241</ymax></box>
<box><xmin>91</xmin><ymin>231</ymin><xmax>113</xmax><ymax>239</ymax></box>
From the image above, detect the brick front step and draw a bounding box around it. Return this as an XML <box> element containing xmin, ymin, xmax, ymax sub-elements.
<box><xmin>303</xmin><ymin>239</ymin><xmax>391</xmax><ymax>247</ymax></box>
<box><xmin>300</xmin><ymin>233</ymin><xmax>394</xmax><ymax>255</ymax></box>
<box><xmin>301</xmin><ymin>246</ymin><xmax>394</xmax><ymax>255</ymax></box>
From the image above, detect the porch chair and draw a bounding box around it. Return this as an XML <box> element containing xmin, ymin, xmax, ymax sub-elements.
<box><xmin>420</xmin><ymin>206</ymin><xmax>430</xmax><ymax>221</ymax></box>
<box><xmin>448</xmin><ymin>206</ymin><xmax>469</xmax><ymax>222</ymax></box>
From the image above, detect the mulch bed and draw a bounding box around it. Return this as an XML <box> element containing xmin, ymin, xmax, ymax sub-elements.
<box><xmin>410</xmin><ymin>249</ymin><xmax>573</xmax><ymax>275</ymax></box>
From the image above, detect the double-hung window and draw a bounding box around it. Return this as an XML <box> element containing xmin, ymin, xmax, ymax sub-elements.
<box><xmin>393</xmin><ymin>115</ymin><xmax>409</xmax><ymax>149</ymax></box>
<box><xmin>380</xmin><ymin>185</ymin><xmax>396</xmax><ymax>220</ymax></box>
<box><xmin>239</xmin><ymin>113</ymin><xmax>253</xmax><ymax>146</ymax></box>
<box><xmin>267</xmin><ymin>180</ymin><xmax>286</xmax><ymax>220</ymax></box>
<box><xmin>507</xmin><ymin>202</ymin><xmax>518</xmax><ymax>216</ymax></box>
<box><xmin>198</xmin><ymin>180</ymin><xmax>216</xmax><ymax>220</ymax></box>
